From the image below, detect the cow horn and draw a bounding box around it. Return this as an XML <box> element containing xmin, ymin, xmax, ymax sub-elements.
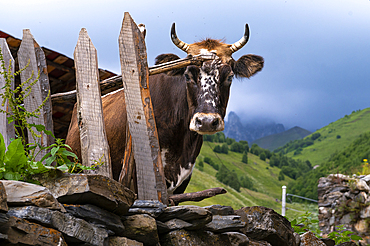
<box><xmin>171</xmin><ymin>23</ymin><xmax>190</xmax><ymax>52</ymax></box>
<box><xmin>230</xmin><ymin>24</ymin><xmax>250</xmax><ymax>53</ymax></box>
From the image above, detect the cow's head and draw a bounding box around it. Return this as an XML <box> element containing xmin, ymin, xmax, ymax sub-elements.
<box><xmin>156</xmin><ymin>23</ymin><xmax>264</xmax><ymax>135</ymax></box>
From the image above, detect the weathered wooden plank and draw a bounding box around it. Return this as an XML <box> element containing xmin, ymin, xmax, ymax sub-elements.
<box><xmin>74</xmin><ymin>28</ymin><xmax>112</xmax><ymax>178</ymax></box>
<box><xmin>50</xmin><ymin>55</ymin><xmax>216</xmax><ymax>103</ymax></box>
<box><xmin>119</xmin><ymin>12</ymin><xmax>167</xmax><ymax>203</ymax></box>
<box><xmin>18</xmin><ymin>29</ymin><xmax>52</xmax><ymax>161</ymax></box>
<box><xmin>35</xmin><ymin>41</ymin><xmax>54</xmax><ymax>147</ymax></box>
<box><xmin>0</xmin><ymin>38</ymin><xmax>15</xmax><ymax>147</ymax></box>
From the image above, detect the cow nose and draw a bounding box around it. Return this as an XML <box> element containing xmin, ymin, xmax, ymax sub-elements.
<box><xmin>190</xmin><ymin>113</ymin><xmax>224</xmax><ymax>134</ymax></box>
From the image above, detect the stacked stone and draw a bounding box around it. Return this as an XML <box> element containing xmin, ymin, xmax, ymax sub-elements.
<box><xmin>318</xmin><ymin>174</ymin><xmax>370</xmax><ymax>244</ymax></box>
<box><xmin>0</xmin><ymin>172</ymin><xmax>353</xmax><ymax>246</ymax></box>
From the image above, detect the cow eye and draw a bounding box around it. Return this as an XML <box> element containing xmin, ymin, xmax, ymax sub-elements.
<box><xmin>227</xmin><ymin>75</ymin><xmax>234</xmax><ymax>82</ymax></box>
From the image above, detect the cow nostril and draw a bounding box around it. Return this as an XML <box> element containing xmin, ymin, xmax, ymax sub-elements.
<box><xmin>196</xmin><ymin>117</ymin><xmax>202</xmax><ymax>126</ymax></box>
<box><xmin>212</xmin><ymin>118</ymin><xmax>219</xmax><ymax>127</ymax></box>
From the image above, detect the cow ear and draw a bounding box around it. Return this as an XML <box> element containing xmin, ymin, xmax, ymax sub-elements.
<box><xmin>155</xmin><ymin>53</ymin><xmax>186</xmax><ymax>76</ymax></box>
<box><xmin>233</xmin><ymin>54</ymin><xmax>264</xmax><ymax>78</ymax></box>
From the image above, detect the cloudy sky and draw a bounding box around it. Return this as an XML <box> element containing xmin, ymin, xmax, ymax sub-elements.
<box><xmin>1</xmin><ymin>0</ymin><xmax>370</xmax><ymax>132</ymax></box>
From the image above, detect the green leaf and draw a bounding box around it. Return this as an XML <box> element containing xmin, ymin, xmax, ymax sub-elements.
<box><xmin>4</xmin><ymin>171</ymin><xmax>22</xmax><ymax>181</ymax></box>
<box><xmin>4</xmin><ymin>138</ymin><xmax>28</xmax><ymax>169</ymax></box>
<box><xmin>0</xmin><ymin>133</ymin><xmax>5</xmax><ymax>164</ymax></box>
<box><xmin>350</xmin><ymin>235</ymin><xmax>362</xmax><ymax>240</ymax></box>
<box><xmin>44</xmin><ymin>156</ymin><xmax>56</xmax><ymax>166</ymax></box>
<box><xmin>51</xmin><ymin>146</ymin><xmax>59</xmax><ymax>157</ymax></box>
<box><xmin>61</xmin><ymin>149</ymin><xmax>78</xmax><ymax>159</ymax></box>
<box><xmin>56</xmin><ymin>164</ymin><xmax>69</xmax><ymax>172</ymax></box>
<box><xmin>40</xmin><ymin>152</ymin><xmax>51</xmax><ymax>163</ymax></box>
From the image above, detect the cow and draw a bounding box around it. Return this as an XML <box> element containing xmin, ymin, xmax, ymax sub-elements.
<box><xmin>65</xmin><ymin>23</ymin><xmax>264</xmax><ymax>195</ymax></box>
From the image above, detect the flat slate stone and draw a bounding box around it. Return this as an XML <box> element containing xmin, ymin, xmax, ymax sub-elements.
<box><xmin>64</xmin><ymin>204</ymin><xmax>124</xmax><ymax>235</ymax></box>
<box><xmin>127</xmin><ymin>200</ymin><xmax>166</xmax><ymax>218</ymax></box>
<box><xmin>122</xmin><ymin>214</ymin><xmax>159</xmax><ymax>246</ymax></box>
<box><xmin>156</xmin><ymin>205</ymin><xmax>212</xmax><ymax>223</ymax></box>
<box><xmin>300</xmin><ymin>231</ymin><xmax>326</xmax><ymax>246</ymax></box>
<box><xmin>2</xmin><ymin>216</ymin><xmax>67</xmax><ymax>246</ymax></box>
<box><xmin>38</xmin><ymin>173</ymin><xmax>136</xmax><ymax>215</ymax></box>
<box><xmin>7</xmin><ymin>206</ymin><xmax>109</xmax><ymax>246</ymax></box>
<box><xmin>160</xmin><ymin>229</ymin><xmax>250</xmax><ymax>246</ymax></box>
<box><xmin>204</xmin><ymin>204</ymin><xmax>234</xmax><ymax>215</ymax></box>
<box><xmin>236</xmin><ymin>206</ymin><xmax>297</xmax><ymax>246</ymax></box>
<box><xmin>109</xmin><ymin>236</ymin><xmax>143</xmax><ymax>246</ymax></box>
<box><xmin>205</xmin><ymin>215</ymin><xmax>246</xmax><ymax>233</ymax></box>
<box><xmin>0</xmin><ymin>182</ymin><xmax>8</xmax><ymax>212</ymax></box>
<box><xmin>1</xmin><ymin>180</ymin><xmax>65</xmax><ymax>211</ymax></box>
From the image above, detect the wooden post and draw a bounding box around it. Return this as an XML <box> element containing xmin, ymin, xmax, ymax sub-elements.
<box><xmin>118</xmin><ymin>12</ymin><xmax>167</xmax><ymax>203</ymax></box>
<box><xmin>0</xmin><ymin>38</ymin><xmax>15</xmax><ymax>147</ymax></box>
<box><xmin>17</xmin><ymin>29</ymin><xmax>53</xmax><ymax>161</ymax></box>
<box><xmin>74</xmin><ymin>28</ymin><xmax>112</xmax><ymax>178</ymax></box>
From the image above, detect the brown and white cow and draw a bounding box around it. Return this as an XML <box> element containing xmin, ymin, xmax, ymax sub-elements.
<box><xmin>65</xmin><ymin>23</ymin><xmax>264</xmax><ymax>195</ymax></box>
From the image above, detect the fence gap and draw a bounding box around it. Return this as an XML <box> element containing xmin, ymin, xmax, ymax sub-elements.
<box><xmin>18</xmin><ymin>29</ymin><xmax>53</xmax><ymax>161</ymax></box>
<box><xmin>119</xmin><ymin>12</ymin><xmax>167</xmax><ymax>203</ymax></box>
<box><xmin>74</xmin><ymin>28</ymin><xmax>112</xmax><ymax>178</ymax></box>
<box><xmin>0</xmin><ymin>38</ymin><xmax>15</xmax><ymax>148</ymax></box>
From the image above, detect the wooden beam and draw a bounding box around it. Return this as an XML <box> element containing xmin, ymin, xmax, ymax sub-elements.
<box><xmin>168</xmin><ymin>187</ymin><xmax>227</xmax><ymax>205</ymax></box>
<box><xmin>74</xmin><ymin>28</ymin><xmax>112</xmax><ymax>178</ymax></box>
<box><xmin>46</xmin><ymin>59</ymin><xmax>75</xmax><ymax>74</ymax></box>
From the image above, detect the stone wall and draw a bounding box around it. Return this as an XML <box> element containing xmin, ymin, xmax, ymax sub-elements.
<box><xmin>318</xmin><ymin>174</ymin><xmax>370</xmax><ymax>244</ymax></box>
<box><xmin>0</xmin><ymin>172</ymin><xmax>354</xmax><ymax>246</ymax></box>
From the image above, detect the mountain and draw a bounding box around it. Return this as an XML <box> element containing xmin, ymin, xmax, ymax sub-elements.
<box><xmin>223</xmin><ymin>111</ymin><xmax>285</xmax><ymax>143</ymax></box>
<box><xmin>276</xmin><ymin>108</ymin><xmax>370</xmax><ymax>167</ymax></box>
<box><xmin>252</xmin><ymin>126</ymin><xmax>312</xmax><ymax>151</ymax></box>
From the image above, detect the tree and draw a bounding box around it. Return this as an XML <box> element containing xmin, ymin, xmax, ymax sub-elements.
<box><xmin>278</xmin><ymin>171</ymin><xmax>285</xmax><ymax>181</ymax></box>
<box><xmin>213</xmin><ymin>145</ymin><xmax>222</xmax><ymax>153</ymax></box>
<box><xmin>203</xmin><ymin>135</ymin><xmax>214</xmax><ymax>142</ymax></box>
<box><xmin>221</xmin><ymin>143</ymin><xmax>229</xmax><ymax>154</ymax></box>
<box><xmin>226</xmin><ymin>137</ymin><xmax>235</xmax><ymax>145</ymax></box>
<box><xmin>230</xmin><ymin>142</ymin><xmax>244</xmax><ymax>153</ymax></box>
<box><xmin>240</xmin><ymin>175</ymin><xmax>254</xmax><ymax>190</ymax></box>
<box><xmin>242</xmin><ymin>153</ymin><xmax>248</xmax><ymax>164</ymax></box>
<box><xmin>259</xmin><ymin>152</ymin><xmax>266</xmax><ymax>161</ymax></box>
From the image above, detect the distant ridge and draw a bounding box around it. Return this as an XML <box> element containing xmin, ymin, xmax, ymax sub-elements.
<box><xmin>252</xmin><ymin>126</ymin><xmax>312</xmax><ymax>151</ymax></box>
<box><xmin>224</xmin><ymin>111</ymin><xmax>285</xmax><ymax>143</ymax></box>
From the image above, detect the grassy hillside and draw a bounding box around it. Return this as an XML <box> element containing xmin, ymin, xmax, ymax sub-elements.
<box><xmin>277</xmin><ymin>108</ymin><xmax>370</xmax><ymax>167</ymax></box>
<box><xmin>183</xmin><ymin>141</ymin><xmax>317</xmax><ymax>220</ymax></box>
<box><xmin>253</xmin><ymin>126</ymin><xmax>311</xmax><ymax>151</ymax></box>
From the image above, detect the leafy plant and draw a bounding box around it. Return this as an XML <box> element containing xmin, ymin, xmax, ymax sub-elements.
<box><xmin>358</xmin><ymin>158</ymin><xmax>370</xmax><ymax>176</ymax></box>
<box><xmin>327</xmin><ymin>225</ymin><xmax>362</xmax><ymax>244</ymax></box>
<box><xmin>0</xmin><ymin>45</ymin><xmax>95</xmax><ymax>183</ymax></box>
<box><xmin>290</xmin><ymin>211</ymin><xmax>321</xmax><ymax>236</ymax></box>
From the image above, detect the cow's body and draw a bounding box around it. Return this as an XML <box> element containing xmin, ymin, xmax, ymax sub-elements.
<box><xmin>65</xmin><ymin>23</ymin><xmax>264</xmax><ymax>195</ymax></box>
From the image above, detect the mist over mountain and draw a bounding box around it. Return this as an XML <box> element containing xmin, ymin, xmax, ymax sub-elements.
<box><xmin>223</xmin><ymin>111</ymin><xmax>285</xmax><ymax>143</ymax></box>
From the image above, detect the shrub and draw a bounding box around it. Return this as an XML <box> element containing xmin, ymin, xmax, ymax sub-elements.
<box><xmin>221</xmin><ymin>143</ymin><xmax>229</xmax><ymax>154</ymax></box>
<box><xmin>203</xmin><ymin>156</ymin><xmax>219</xmax><ymax>170</ymax></box>
<box><xmin>230</xmin><ymin>142</ymin><xmax>244</xmax><ymax>153</ymax></box>
<box><xmin>242</xmin><ymin>153</ymin><xmax>248</xmax><ymax>164</ymax></box>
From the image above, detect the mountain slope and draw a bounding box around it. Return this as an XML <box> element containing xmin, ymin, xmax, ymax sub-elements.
<box><xmin>253</xmin><ymin>126</ymin><xmax>312</xmax><ymax>151</ymax></box>
<box><xmin>276</xmin><ymin>108</ymin><xmax>370</xmax><ymax>167</ymax></box>
<box><xmin>184</xmin><ymin>141</ymin><xmax>317</xmax><ymax>220</ymax></box>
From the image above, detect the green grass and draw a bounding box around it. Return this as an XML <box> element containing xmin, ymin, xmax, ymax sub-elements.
<box><xmin>286</xmin><ymin>108</ymin><xmax>370</xmax><ymax>167</ymax></box>
<box><xmin>183</xmin><ymin>141</ymin><xmax>318</xmax><ymax>221</ymax></box>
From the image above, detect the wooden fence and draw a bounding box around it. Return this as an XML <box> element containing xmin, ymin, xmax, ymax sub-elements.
<box><xmin>0</xmin><ymin>13</ymin><xmax>168</xmax><ymax>203</ymax></box>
